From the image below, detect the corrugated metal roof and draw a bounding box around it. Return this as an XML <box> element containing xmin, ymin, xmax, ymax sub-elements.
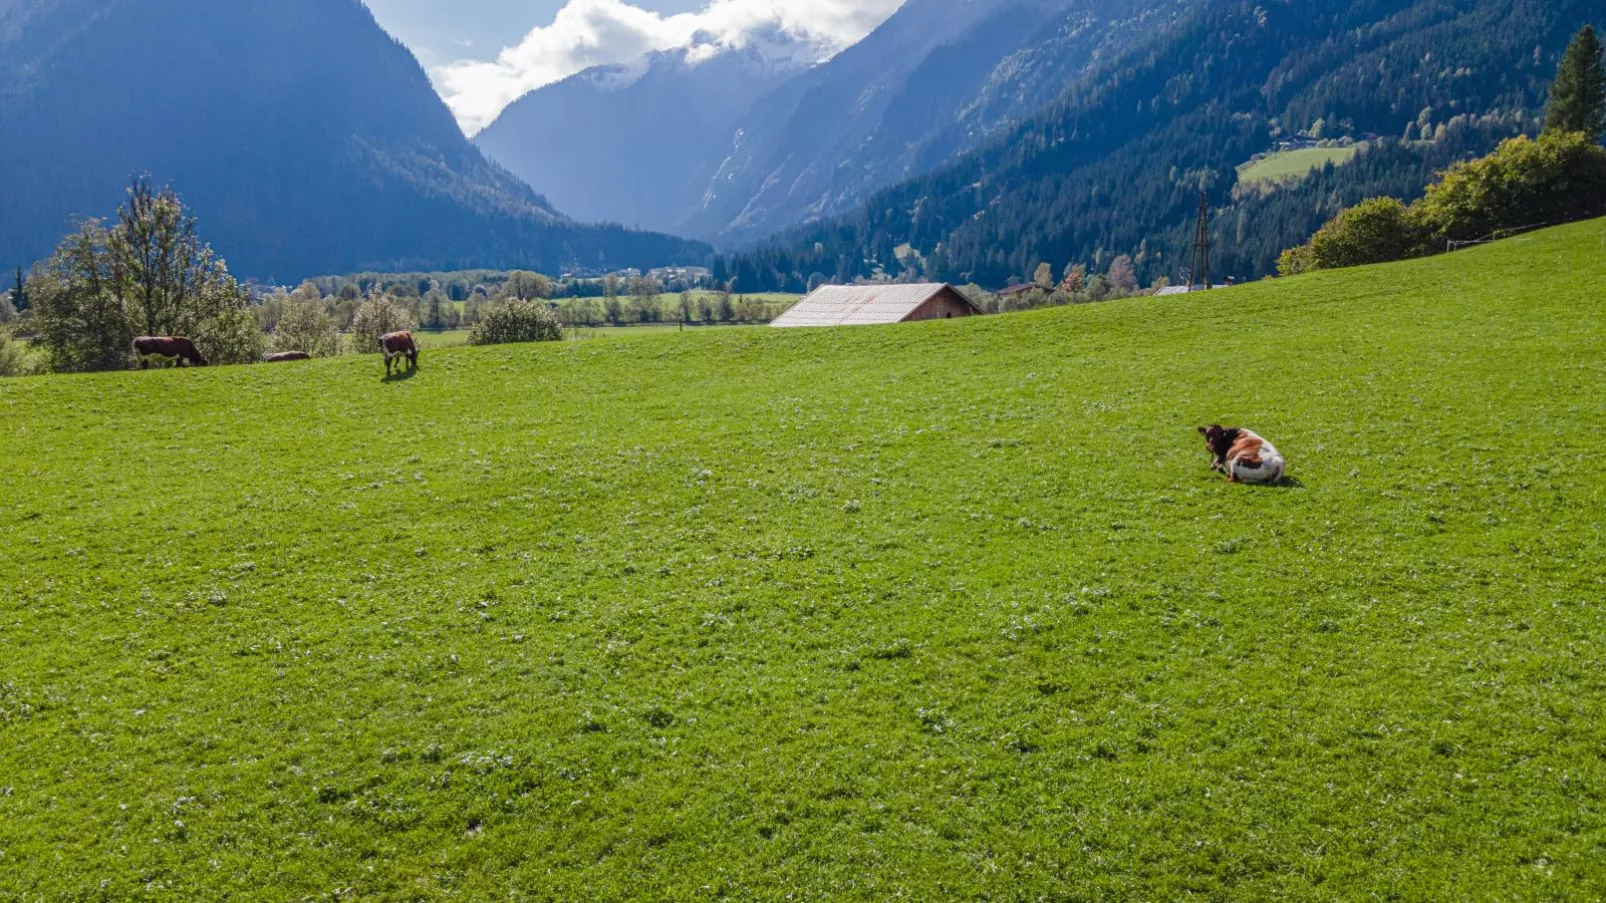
<box><xmin>771</xmin><ymin>283</ymin><xmax>970</xmax><ymax>328</ymax></box>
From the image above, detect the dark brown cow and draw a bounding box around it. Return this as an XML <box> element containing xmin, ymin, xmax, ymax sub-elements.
<box><xmin>380</xmin><ymin>331</ymin><xmax>419</xmax><ymax>376</ymax></box>
<box><xmin>133</xmin><ymin>336</ymin><xmax>207</xmax><ymax>369</ymax></box>
<box><xmin>263</xmin><ymin>351</ymin><xmax>312</xmax><ymax>363</ymax></box>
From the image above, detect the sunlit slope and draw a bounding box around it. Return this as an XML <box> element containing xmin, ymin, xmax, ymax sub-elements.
<box><xmin>2</xmin><ymin>220</ymin><xmax>1604</xmax><ymax>899</ymax></box>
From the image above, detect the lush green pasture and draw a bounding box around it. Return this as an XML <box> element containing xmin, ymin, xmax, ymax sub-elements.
<box><xmin>1238</xmin><ymin>145</ymin><xmax>1361</xmax><ymax>186</ymax></box>
<box><xmin>413</xmin><ymin>329</ymin><xmax>473</xmax><ymax>350</ymax></box>
<box><xmin>2</xmin><ymin>222</ymin><xmax>1605</xmax><ymax>899</ymax></box>
<box><xmin>415</xmin><ymin>323</ymin><xmax>762</xmax><ymax>351</ymax></box>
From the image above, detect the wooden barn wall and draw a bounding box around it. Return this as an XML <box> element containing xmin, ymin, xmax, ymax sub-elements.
<box><xmin>905</xmin><ymin>291</ymin><xmax>977</xmax><ymax>322</ymax></box>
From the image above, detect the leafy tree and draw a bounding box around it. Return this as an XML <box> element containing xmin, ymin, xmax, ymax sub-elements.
<box><xmin>501</xmin><ymin>270</ymin><xmax>553</xmax><ymax>301</ymax></box>
<box><xmin>111</xmin><ymin>178</ymin><xmax>240</xmax><ymax>340</ymax></box>
<box><xmin>1032</xmin><ymin>263</ymin><xmax>1054</xmax><ymax>289</ymax></box>
<box><xmin>1106</xmin><ymin>255</ymin><xmax>1138</xmax><ymax>293</ymax></box>
<box><xmin>200</xmin><ymin>306</ymin><xmax>266</xmax><ymax>365</ymax></box>
<box><xmin>273</xmin><ymin>285</ymin><xmax>341</xmax><ymax>357</ymax></box>
<box><xmin>1279</xmin><ymin>197</ymin><xmax>1431</xmax><ymax>274</ymax></box>
<box><xmin>32</xmin><ymin>179</ymin><xmax>253</xmax><ymax>371</ymax></box>
<box><xmin>349</xmin><ymin>293</ymin><xmax>417</xmax><ymax>354</ymax></box>
<box><xmin>1544</xmin><ymin>25</ymin><xmax>1605</xmax><ymax>141</ymax></box>
<box><xmin>32</xmin><ymin>222</ymin><xmax>131</xmax><ymax>372</ymax></box>
<box><xmin>1415</xmin><ymin>132</ymin><xmax>1606</xmax><ymax>244</ymax></box>
<box><xmin>628</xmin><ymin>277</ymin><xmax>662</xmax><ymax>323</ymax></box>
<box><xmin>468</xmin><ymin>300</ymin><xmax>563</xmax><ymax>346</ymax></box>
<box><xmin>423</xmin><ymin>291</ymin><xmax>444</xmax><ymax>330</ymax></box>
<box><xmin>1281</xmin><ymin>132</ymin><xmax>1606</xmax><ymax>273</ymax></box>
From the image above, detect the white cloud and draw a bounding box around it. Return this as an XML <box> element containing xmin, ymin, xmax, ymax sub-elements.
<box><xmin>435</xmin><ymin>0</ymin><xmax>906</xmax><ymax>135</ymax></box>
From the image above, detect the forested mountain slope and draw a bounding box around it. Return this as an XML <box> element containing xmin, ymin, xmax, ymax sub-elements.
<box><xmin>724</xmin><ymin>0</ymin><xmax>1590</xmax><ymax>289</ymax></box>
<box><xmin>680</xmin><ymin>0</ymin><xmax>1175</xmax><ymax>244</ymax></box>
<box><xmin>0</xmin><ymin>0</ymin><xmax>706</xmax><ymax>280</ymax></box>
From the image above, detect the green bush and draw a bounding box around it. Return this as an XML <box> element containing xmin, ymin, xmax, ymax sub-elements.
<box><xmin>1280</xmin><ymin>132</ymin><xmax>1606</xmax><ymax>274</ymax></box>
<box><xmin>1280</xmin><ymin>197</ymin><xmax>1431</xmax><ymax>275</ymax></box>
<box><xmin>468</xmin><ymin>300</ymin><xmax>563</xmax><ymax>346</ymax></box>
<box><xmin>198</xmin><ymin>306</ymin><xmax>267</xmax><ymax>366</ymax></box>
<box><xmin>1415</xmin><ymin>132</ymin><xmax>1606</xmax><ymax>245</ymax></box>
<box><xmin>272</xmin><ymin>293</ymin><xmax>341</xmax><ymax>357</ymax></box>
<box><xmin>0</xmin><ymin>324</ymin><xmax>45</xmax><ymax>377</ymax></box>
<box><xmin>349</xmin><ymin>294</ymin><xmax>417</xmax><ymax>355</ymax></box>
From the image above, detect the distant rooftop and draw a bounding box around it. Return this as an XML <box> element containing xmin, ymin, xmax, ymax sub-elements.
<box><xmin>772</xmin><ymin>283</ymin><xmax>983</xmax><ymax>328</ymax></box>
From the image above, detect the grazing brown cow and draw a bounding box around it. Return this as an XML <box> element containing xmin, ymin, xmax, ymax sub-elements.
<box><xmin>380</xmin><ymin>331</ymin><xmax>419</xmax><ymax>376</ymax></box>
<box><xmin>1199</xmin><ymin>425</ymin><xmax>1287</xmax><ymax>484</ymax></box>
<box><xmin>133</xmin><ymin>336</ymin><xmax>207</xmax><ymax>369</ymax></box>
<box><xmin>263</xmin><ymin>351</ymin><xmax>312</xmax><ymax>363</ymax></box>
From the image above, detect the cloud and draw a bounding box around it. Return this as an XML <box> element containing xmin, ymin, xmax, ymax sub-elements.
<box><xmin>434</xmin><ymin>0</ymin><xmax>906</xmax><ymax>135</ymax></box>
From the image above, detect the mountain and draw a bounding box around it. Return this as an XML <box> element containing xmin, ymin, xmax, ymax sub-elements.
<box><xmin>0</xmin><ymin>0</ymin><xmax>708</xmax><ymax>281</ymax></box>
<box><xmin>475</xmin><ymin>30</ymin><xmax>816</xmax><ymax>234</ymax></box>
<box><xmin>723</xmin><ymin>0</ymin><xmax>1595</xmax><ymax>290</ymax></box>
<box><xmin>683</xmin><ymin>0</ymin><xmax>1178</xmax><ymax>245</ymax></box>
<box><xmin>473</xmin><ymin>0</ymin><xmax>1166</xmax><ymax>246</ymax></box>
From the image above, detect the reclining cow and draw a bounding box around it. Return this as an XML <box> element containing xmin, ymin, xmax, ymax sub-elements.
<box><xmin>380</xmin><ymin>331</ymin><xmax>419</xmax><ymax>377</ymax></box>
<box><xmin>133</xmin><ymin>336</ymin><xmax>207</xmax><ymax>369</ymax></box>
<box><xmin>263</xmin><ymin>351</ymin><xmax>312</xmax><ymax>363</ymax></box>
<box><xmin>1199</xmin><ymin>425</ymin><xmax>1287</xmax><ymax>485</ymax></box>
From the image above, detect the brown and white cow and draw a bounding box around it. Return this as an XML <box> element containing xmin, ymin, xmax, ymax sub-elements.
<box><xmin>380</xmin><ymin>331</ymin><xmax>419</xmax><ymax>376</ymax></box>
<box><xmin>1199</xmin><ymin>425</ymin><xmax>1287</xmax><ymax>485</ymax></box>
<box><xmin>133</xmin><ymin>336</ymin><xmax>207</xmax><ymax>369</ymax></box>
<box><xmin>263</xmin><ymin>351</ymin><xmax>312</xmax><ymax>363</ymax></box>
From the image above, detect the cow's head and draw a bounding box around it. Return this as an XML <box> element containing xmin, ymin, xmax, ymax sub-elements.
<box><xmin>1198</xmin><ymin>425</ymin><xmax>1239</xmax><ymax>463</ymax></box>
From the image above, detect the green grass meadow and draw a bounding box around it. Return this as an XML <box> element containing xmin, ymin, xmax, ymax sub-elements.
<box><xmin>2</xmin><ymin>221</ymin><xmax>1605</xmax><ymax>898</ymax></box>
<box><xmin>1237</xmin><ymin>145</ymin><xmax>1361</xmax><ymax>186</ymax></box>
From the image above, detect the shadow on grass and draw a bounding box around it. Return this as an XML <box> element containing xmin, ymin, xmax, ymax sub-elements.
<box><xmin>1267</xmin><ymin>475</ymin><xmax>1306</xmax><ymax>489</ymax></box>
<box><xmin>382</xmin><ymin>367</ymin><xmax>419</xmax><ymax>384</ymax></box>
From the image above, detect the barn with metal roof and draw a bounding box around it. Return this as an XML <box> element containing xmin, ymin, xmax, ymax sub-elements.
<box><xmin>771</xmin><ymin>283</ymin><xmax>984</xmax><ymax>328</ymax></box>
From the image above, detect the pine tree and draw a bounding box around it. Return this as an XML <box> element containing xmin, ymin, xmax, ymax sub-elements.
<box><xmin>11</xmin><ymin>266</ymin><xmax>26</xmax><ymax>313</ymax></box>
<box><xmin>1544</xmin><ymin>25</ymin><xmax>1606</xmax><ymax>141</ymax></box>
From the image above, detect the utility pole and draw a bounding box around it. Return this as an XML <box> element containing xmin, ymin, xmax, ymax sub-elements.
<box><xmin>1190</xmin><ymin>191</ymin><xmax>1212</xmax><ymax>291</ymax></box>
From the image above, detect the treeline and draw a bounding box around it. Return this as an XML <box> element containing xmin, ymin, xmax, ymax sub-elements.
<box><xmin>260</xmin><ymin>276</ymin><xmax>789</xmax><ymax>334</ymax></box>
<box><xmin>0</xmin><ymin>178</ymin><xmax>787</xmax><ymax>376</ymax></box>
<box><xmin>1281</xmin><ymin>27</ymin><xmax>1606</xmax><ymax>274</ymax></box>
<box><xmin>301</xmin><ymin>268</ymin><xmax>714</xmax><ymax>305</ymax></box>
<box><xmin>714</xmin><ymin>0</ymin><xmax>1594</xmax><ymax>293</ymax></box>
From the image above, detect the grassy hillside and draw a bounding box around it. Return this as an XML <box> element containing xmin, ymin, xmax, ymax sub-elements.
<box><xmin>1236</xmin><ymin>145</ymin><xmax>1361</xmax><ymax>187</ymax></box>
<box><xmin>3</xmin><ymin>221</ymin><xmax>1604</xmax><ymax>899</ymax></box>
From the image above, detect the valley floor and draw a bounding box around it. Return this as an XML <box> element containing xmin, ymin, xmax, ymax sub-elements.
<box><xmin>2</xmin><ymin>222</ymin><xmax>1604</xmax><ymax>898</ymax></box>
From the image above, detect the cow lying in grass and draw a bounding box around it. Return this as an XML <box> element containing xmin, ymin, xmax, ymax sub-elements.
<box><xmin>133</xmin><ymin>336</ymin><xmax>207</xmax><ymax>369</ymax></box>
<box><xmin>1199</xmin><ymin>425</ymin><xmax>1287</xmax><ymax>484</ymax></box>
<box><xmin>264</xmin><ymin>351</ymin><xmax>311</xmax><ymax>363</ymax></box>
<box><xmin>381</xmin><ymin>332</ymin><xmax>419</xmax><ymax>377</ymax></box>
